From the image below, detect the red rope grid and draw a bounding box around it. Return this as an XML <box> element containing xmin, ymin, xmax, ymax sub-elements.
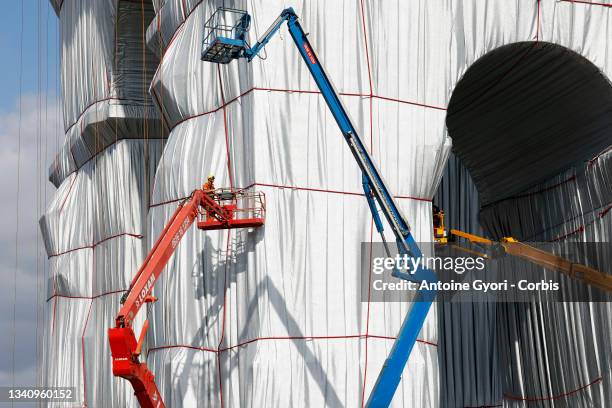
<box><xmin>52</xmin><ymin>0</ymin><xmax>612</xmax><ymax>188</ymax></box>
<box><xmin>53</xmin><ymin>85</ymin><xmax>445</xmax><ymax>189</ymax></box>
<box><xmin>141</xmin><ymin>4</ymin><xmax>441</xmax><ymax>405</ymax></box>
<box><xmin>51</xmin><ymin>0</ymin><xmax>612</xmax><ymax>406</ymax></box>
<box><xmin>54</xmin><ymin>0</ymin><xmax>445</xmax><ymax>189</ymax></box>
<box><xmin>154</xmin><ymin>86</ymin><xmax>445</xmax><ymax>138</ymax></box>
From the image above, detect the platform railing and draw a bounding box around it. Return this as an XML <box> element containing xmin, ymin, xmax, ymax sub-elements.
<box><xmin>201</xmin><ymin>7</ymin><xmax>250</xmax><ymax>56</ymax></box>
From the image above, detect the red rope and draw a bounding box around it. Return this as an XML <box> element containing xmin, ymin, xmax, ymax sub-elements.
<box><xmin>216</xmin><ymin>229</ymin><xmax>232</xmax><ymax>408</ymax></box>
<box><xmin>80</xmin><ymin>295</ymin><xmax>94</xmax><ymax>405</ymax></box>
<box><xmin>549</xmin><ymin>225</ymin><xmax>585</xmax><ymax>242</ymax></box>
<box><xmin>51</xmin><ymin>296</ymin><xmax>57</xmax><ymax>335</ymax></box>
<box><xmin>588</xmin><ymin>145</ymin><xmax>612</xmax><ymax>167</ymax></box>
<box><xmin>80</xmin><ymin>242</ymin><xmax>97</xmax><ymax>406</ymax></box>
<box><xmin>47</xmin><ymin>232</ymin><xmax>143</xmax><ymax>258</ymax></box>
<box><xmin>215</xmin><ymin>62</ymin><xmax>236</xmax><ymax>408</ymax></box>
<box><xmin>560</xmin><ymin>0</ymin><xmax>612</xmax><ymax>7</ymax></box>
<box><xmin>358</xmin><ymin>1</ymin><xmax>375</xmax><ymax>405</ymax></box>
<box><xmin>150</xmin><ymin>86</ymin><xmax>171</xmax><ymax>131</ymax></box>
<box><xmin>153</xmin><ymin>0</ymin><xmax>205</xmax><ymax>61</ymax></box>
<box><xmin>512</xmin><ymin>175</ymin><xmax>576</xmax><ymax>199</ymax></box>
<box><xmin>536</xmin><ymin>0</ymin><xmax>541</xmax><ymax>42</ymax></box>
<box><xmin>599</xmin><ymin>203</ymin><xmax>612</xmax><ymax>217</ymax></box>
<box><xmin>52</xmin><ymin>135</ymin><xmax>159</xmax><ymax>188</ymax></box>
<box><xmin>46</xmin><ymin>289</ymin><xmax>127</xmax><ymax>303</ymax></box>
<box><xmin>217</xmin><ymin>66</ymin><xmax>234</xmax><ymax>189</ymax></box>
<box><xmin>63</xmin><ymin>97</ymin><xmax>127</xmax><ymax>134</ymax></box>
<box><xmin>548</xmin><ymin>201</ymin><xmax>611</xmax><ymax>242</ymax></box>
<box><xmin>167</xmin><ymin>86</ymin><xmax>445</xmax><ymax>133</ymax></box>
<box><xmin>148</xmin><ymin>182</ymin><xmax>432</xmax><ymax>209</ymax></box>
<box><xmin>58</xmin><ymin>16</ymin><xmax>446</xmax><ymax>186</ymax></box>
<box><xmin>58</xmin><ymin>173</ymin><xmax>77</xmax><ymax>213</ymax></box>
<box><xmin>503</xmin><ymin>376</ymin><xmax>603</xmax><ymax>402</ymax></box>
<box><xmin>180</xmin><ymin>0</ymin><xmax>187</xmax><ymax>20</ymax></box>
<box><xmin>147</xmin><ymin>344</ymin><xmax>218</xmax><ymax>355</ymax></box>
<box><xmin>146</xmin><ymin>334</ymin><xmax>438</xmax><ymax>357</ymax></box>
<box><xmin>483</xmin><ymin>175</ymin><xmax>577</xmax><ymax>208</ymax></box>
<box><xmin>253</xmin><ymin>182</ymin><xmax>431</xmax><ymax>202</ymax></box>
<box><xmin>367</xmin><ymin>334</ymin><xmax>438</xmax><ymax>348</ymax></box>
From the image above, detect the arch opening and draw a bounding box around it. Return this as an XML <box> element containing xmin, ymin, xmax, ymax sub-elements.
<box><xmin>445</xmin><ymin>41</ymin><xmax>612</xmax><ymax>208</ymax></box>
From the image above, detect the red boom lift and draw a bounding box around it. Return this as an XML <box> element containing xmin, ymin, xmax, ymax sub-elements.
<box><xmin>108</xmin><ymin>187</ymin><xmax>265</xmax><ymax>408</ymax></box>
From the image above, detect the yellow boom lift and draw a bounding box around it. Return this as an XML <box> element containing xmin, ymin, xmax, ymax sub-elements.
<box><xmin>433</xmin><ymin>212</ymin><xmax>612</xmax><ymax>293</ymax></box>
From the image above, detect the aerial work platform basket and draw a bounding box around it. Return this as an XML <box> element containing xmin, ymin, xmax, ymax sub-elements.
<box><xmin>197</xmin><ymin>188</ymin><xmax>266</xmax><ymax>230</ymax></box>
<box><xmin>201</xmin><ymin>7</ymin><xmax>251</xmax><ymax>64</ymax></box>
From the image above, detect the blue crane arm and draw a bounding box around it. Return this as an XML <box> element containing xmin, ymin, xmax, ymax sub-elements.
<box><xmin>244</xmin><ymin>9</ymin><xmax>295</xmax><ymax>61</ymax></box>
<box><xmin>237</xmin><ymin>8</ymin><xmax>437</xmax><ymax>407</ymax></box>
<box><xmin>248</xmin><ymin>10</ymin><xmax>416</xmax><ymax>251</ymax></box>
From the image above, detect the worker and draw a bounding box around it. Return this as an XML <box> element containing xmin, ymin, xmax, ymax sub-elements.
<box><xmin>204</xmin><ymin>174</ymin><xmax>215</xmax><ymax>192</ymax></box>
<box><xmin>202</xmin><ymin>175</ymin><xmax>217</xmax><ymax>222</ymax></box>
<box><xmin>432</xmin><ymin>205</ymin><xmax>442</xmax><ymax>228</ymax></box>
<box><xmin>433</xmin><ymin>205</ymin><xmax>448</xmax><ymax>243</ymax></box>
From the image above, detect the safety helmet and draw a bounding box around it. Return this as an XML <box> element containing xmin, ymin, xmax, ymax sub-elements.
<box><xmin>208</xmin><ymin>174</ymin><xmax>215</xmax><ymax>181</ymax></box>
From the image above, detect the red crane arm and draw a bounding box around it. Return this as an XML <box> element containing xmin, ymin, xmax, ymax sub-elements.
<box><xmin>118</xmin><ymin>190</ymin><xmax>202</xmax><ymax>327</ymax></box>
<box><xmin>108</xmin><ymin>189</ymin><xmax>230</xmax><ymax>408</ymax></box>
<box><xmin>109</xmin><ymin>186</ymin><xmax>265</xmax><ymax>408</ymax></box>
<box><xmin>117</xmin><ymin>189</ymin><xmax>232</xmax><ymax>327</ymax></box>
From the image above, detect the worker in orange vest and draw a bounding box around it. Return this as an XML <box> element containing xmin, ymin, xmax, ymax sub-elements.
<box><xmin>203</xmin><ymin>175</ymin><xmax>217</xmax><ymax>221</ymax></box>
<box><xmin>204</xmin><ymin>174</ymin><xmax>215</xmax><ymax>192</ymax></box>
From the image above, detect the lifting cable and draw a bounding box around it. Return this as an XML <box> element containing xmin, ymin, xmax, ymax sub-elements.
<box><xmin>141</xmin><ymin>0</ymin><xmax>150</xmax><ymax>207</ymax></box>
<box><xmin>11</xmin><ymin>1</ymin><xmax>25</xmax><ymax>406</ymax></box>
<box><xmin>50</xmin><ymin>0</ymin><xmax>61</xmax><ymax>336</ymax></box>
<box><xmin>55</xmin><ymin>7</ymin><xmax>60</xmax><ymax>166</ymax></box>
<box><xmin>113</xmin><ymin>0</ymin><xmax>119</xmax><ymax>147</ymax></box>
<box><xmin>158</xmin><ymin>0</ymin><xmax>166</xmax><ymax>196</ymax></box>
<box><xmin>35</xmin><ymin>0</ymin><xmax>45</xmax><ymax>398</ymax></box>
<box><xmin>81</xmin><ymin>2</ymin><xmax>103</xmax><ymax>404</ymax></box>
<box><xmin>35</xmin><ymin>1</ymin><xmax>53</xmax><ymax>399</ymax></box>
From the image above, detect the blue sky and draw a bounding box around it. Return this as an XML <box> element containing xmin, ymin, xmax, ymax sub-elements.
<box><xmin>0</xmin><ymin>1</ymin><xmax>59</xmax><ymax>112</ymax></box>
<box><xmin>0</xmin><ymin>1</ymin><xmax>61</xmax><ymax>403</ymax></box>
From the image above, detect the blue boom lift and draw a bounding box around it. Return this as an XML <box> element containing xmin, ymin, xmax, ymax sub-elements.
<box><xmin>201</xmin><ymin>7</ymin><xmax>437</xmax><ymax>407</ymax></box>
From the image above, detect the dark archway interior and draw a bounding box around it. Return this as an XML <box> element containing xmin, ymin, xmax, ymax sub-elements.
<box><xmin>446</xmin><ymin>41</ymin><xmax>612</xmax><ymax>207</ymax></box>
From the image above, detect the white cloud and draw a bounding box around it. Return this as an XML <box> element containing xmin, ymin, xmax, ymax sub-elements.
<box><xmin>0</xmin><ymin>92</ymin><xmax>61</xmax><ymax>387</ymax></box>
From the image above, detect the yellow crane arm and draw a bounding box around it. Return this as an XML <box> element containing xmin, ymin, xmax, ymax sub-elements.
<box><xmin>449</xmin><ymin>229</ymin><xmax>612</xmax><ymax>292</ymax></box>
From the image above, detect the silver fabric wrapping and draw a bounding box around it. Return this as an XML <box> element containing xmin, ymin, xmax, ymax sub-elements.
<box><xmin>435</xmin><ymin>149</ymin><xmax>612</xmax><ymax>407</ymax></box>
<box><xmin>145</xmin><ymin>0</ymin><xmax>451</xmax><ymax>406</ymax></box>
<box><xmin>480</xmin><ymin>150</ymin><xmax>612</xmax><ymax>407</ymax></box>
<box><xmin>40</xmin><ymin>140</ymin><xmax>163</xmax><ymax>407</ymax></box>
<box><xmin>435</xmin><ymin>153</ymin><xmax>502</xmax><ymax>408</ymax></box>
<box><xmin>47</xmin><ymin>0</ymin><xmax>165</xmax><ymax>187</ymax></box>
<box><xmin>40</xmin><ymin>0</ymin><xmax>164</xmax><ymax>406</ymax></box>
<box><xmin>40</xmin><ymin>0</ymin><xmax>612</xmax><ymax>407</ymax></box>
